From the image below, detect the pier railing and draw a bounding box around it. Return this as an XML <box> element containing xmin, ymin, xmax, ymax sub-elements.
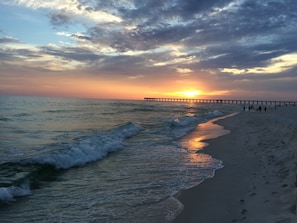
<box><xmin>144</xmin><ymin>97</ymin><xmax>297</xmax><ymax>106</ymax></box>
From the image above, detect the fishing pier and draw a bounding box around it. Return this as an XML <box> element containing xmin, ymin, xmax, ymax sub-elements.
<box><xmin>144</xmin><ymin>97</ymin><xmax>297</xmax><ymax>106</ymax></box>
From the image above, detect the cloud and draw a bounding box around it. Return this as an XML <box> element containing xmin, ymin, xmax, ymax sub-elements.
<box><xmin>56</xmin><ymin>31</ymin><xmax>92</xmax><ymax>42</ymax></box>
<box><xmin>176</xmin><ymin>68</ymin><xmax>193</xmax><ymax>74</ymax></box>
<box><xmin>83</xmin><ymin>0</ymin><xmax>297</xmax><ymax>74</ymax></box>
<box><xmin>8</xmin><ymin>0</ymin><xmax>122</xmax><ymax>26</ymax></box>
<box><xmin>152</xmin><ymin>55</ymin><xmax>197</xmax><ymax>67</ymax></box>
<box><xmin>1</xmin><ymin>0</ymin><xmax>297</xmax><ymax>99</ymax></box>
<box><xmin>0</xmin><ymin>36</ymin><xmax>20</xmax><ymax>44</ymax></box>
<box><xmin>49</xmin><ymin>11</ymin><xmax>72</xmax><ymax>26</ymax></box>
<box><xmin>220</xmin><ymin>53</ymin><xmax>297</xmax><ymax>75</ymax></box>
<box><xmin>0</xmin><ymin>36</ymin><xmax>40</xmax><ymax>61</ymax></box>
<box><xmin>0</xmin><ymin>35</ymin><xmax>88</xmax><ymax>71</ymax></box>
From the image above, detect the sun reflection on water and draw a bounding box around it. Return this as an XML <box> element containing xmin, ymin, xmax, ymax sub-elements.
<box><xmin>180</xmin><ymin>116</ymin><xmax>231</xmax><ymax>163</ymax></box>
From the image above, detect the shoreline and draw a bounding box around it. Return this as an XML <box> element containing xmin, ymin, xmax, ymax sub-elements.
<box><xmin>173</xmin><ymin>107</ymin><xmax>297</xmax><ymax>223</ymax></box>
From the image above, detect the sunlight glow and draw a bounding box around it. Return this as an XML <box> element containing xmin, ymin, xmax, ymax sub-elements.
<box><xmin>220</xmin><ymin>53</ymin><xmax>297</xmax><ymax>75</ymax></box>
<box><xmin>163</xmin><ymin>89</ymin><xmax>202</xmax><ymax>98</ymax></box>
<box><xmin>181</xmin><ymin>90</ymin><xmax>200</xmax><ymax>98</ymax></box>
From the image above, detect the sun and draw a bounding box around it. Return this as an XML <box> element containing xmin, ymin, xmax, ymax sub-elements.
<box><xmin>181</xmin><ymin>90</ymin><xmax>200</xmax><ymax>98</ymax></box>
<box><xmin>165</xmin><ymin>89</ymin><xmax>201</xmax><ymax>98</ymax></box>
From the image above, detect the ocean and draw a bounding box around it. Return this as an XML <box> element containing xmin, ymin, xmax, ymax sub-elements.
<box><xmin>0</xmin><ymin>96</ymin><xmax>239</xmax><ymax>222</ymax></box>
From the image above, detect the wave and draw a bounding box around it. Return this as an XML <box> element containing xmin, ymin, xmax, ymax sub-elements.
<box><xmin>130</xmin><ymin>107</ymin><xmax>157</xmax><ymax>112</ymax></box>
<box><xmin>26</xmin><ymin>122</ymin><xmax>142</xmax><ymax>169</ymax></box>
<box><xmin>169</xmin><ymin>110</ymin><xmax>224</xmax><ymax>138</ymax></box>
<box><xmin>206</xmin><ymin>110</ymin><xmax>223</xmax><ymax>118</ymax></box>
<box><xmin>0</xmin><ymin>117</ymin><xmax>12</xmax><ymax>121</ymax></box>
<box><xmin>0</xmin><ymin>162</ymin><xmax>57</xmax><ymax>203</ymax></box>
<box><xmin>44</xmin><ymin>109</ymin><xmax>80</xmax><ymax>113</ymax></box>
<box><xmin>0</xmin><ymin>122</ymin><xmax>142</xmax><ymax>203</ymax></box>
<box><xmin>0</xmin><ymin>110</ymin><xmax>223</xmax><ymax>204</ymax></box>
<box><xmin>14</xmin><ymin>112</ymin><xmax>31</xmax><ymax>117</ymax></box>
<box><xmin>0</xmin><ymin>183</ymin><xmax>32</xmax><ymax>203</ymax></box>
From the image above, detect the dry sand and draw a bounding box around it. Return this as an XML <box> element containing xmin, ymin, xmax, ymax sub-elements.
<box><xmin>173</xmin><ymin>106</ymin><xmax>297</xmax><ymax>223</ymax></box>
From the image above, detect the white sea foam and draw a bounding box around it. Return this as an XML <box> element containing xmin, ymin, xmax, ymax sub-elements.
<box><xmin>206</xmin><ymin>109</ymin><xmax>223</xmax><ymax>117</ymax></box>
<box><xmin>171</xmin><ymin>110</ymin><xmax>223</xmax><ymax>138</ymax></box>
<box><xmin>28</xmin><ymin>122</ymin><xmax>143</xmax><ymax>169</ymax></box>
<box><xmin>172</xmin><ymin>116</ymin><xmax>200</xmax><ymax>127</ymax></box>
<box><xmin>0</xmin><ymin>183</ymin><xmax>32</xmax><ymax>202</ymax></box>
<box><xmin>164</xmin><ymin>196</ymin><xmax>184</xmax><ymax>222</ymax></box>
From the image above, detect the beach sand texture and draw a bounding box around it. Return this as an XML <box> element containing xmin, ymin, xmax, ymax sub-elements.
<box><xmin>174</xmin><ymin>106</ymin><xmax>297</xmax><ymax>223</ymax></box>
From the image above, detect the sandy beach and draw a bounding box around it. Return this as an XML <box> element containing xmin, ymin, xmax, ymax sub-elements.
<box><xmin>174</xmin><ymin>106</ymin><xmax>297</xmax><ymax>223</ymax></box>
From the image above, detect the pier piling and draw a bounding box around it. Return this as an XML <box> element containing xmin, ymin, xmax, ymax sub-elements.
<box><xmin>144</xmin><ymin>97</ymin><xmax>297</xmax><ymax>106</ymax></box>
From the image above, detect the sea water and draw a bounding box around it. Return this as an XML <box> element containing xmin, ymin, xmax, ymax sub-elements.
<box><xmin>0</xmin><ymin>96</ymin><xmax>239</xmax><ymax>222</ymax></box>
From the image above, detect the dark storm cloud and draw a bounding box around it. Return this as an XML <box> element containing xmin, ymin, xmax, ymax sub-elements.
<box><xmin>3</xmin><ymin>0</ymin><xmax>297</xmax><ymax>81</ymax></box>
<box><xmin>0</xmin><ymin>50</ymin><xmax>14</xmax><ymax>61</ymax></box>
<box><xmin>88</xmin><ymin>23</ymin><xmax>196</xmax><ymax>52</ymax></box>
<box><xmin>106</xmin><ymin>0</ymin><xmax>232</xmax><ymax>21</ymax></box>
<box><xmin>172</xmin><ymin>0</ymin><xmax>297</xmax><ymax>73</ymax></box>
<box><xmin>87</xmin><ymin>55</ymin><xmax>147</xmax><ymax>75</ymax></box>
<box><xmin>40</xmin><ymin>45</ymin><xmax>101</xmax><ymax>62</ymax></box>
<box><xmin>84</xmin><ymin>0</ymin><xmax>297</xmax><ymax>69</ymax></box>
<box><xmin>71</xmin><ymin>33</ymin><xmax>92</xmax><ymax>41</ymax></box>
<box><xmin>48</xmin><ymin>11</ymin><xmax>72</xmax><ymax>27</ymax></box>
<box><xmin>0</xmin><ymin>47</ymin><xmax>40</xmax><ymax>61</ymax></box>
<box><xmin>127</xmin><ymin>2</ymin><xmax>231</xmax><ymax>36</ymax></box>
<box><xmin>185</xmin><ymin>1</ymin><xmax>296</xmax><ymax>45</ymax></box>
<box><xmin>88</xmin><ymin>0</ymin><xmax>235</xmax><ymax>52</ymax></box>
<box><xmin>33</xmin><ymin>0</ymin><xmax>297</xmax><ymax>77</ymax></box>
<box><xmin>0</xmin><ymin>36</ymin><xmax>19</xmax><ymax>44</ymax></box>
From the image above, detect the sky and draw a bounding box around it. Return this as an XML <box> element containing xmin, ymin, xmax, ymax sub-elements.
<box><xmin>0</xmin><ymin>0</ymin><xmax>297</xmax><ymax>100</ymax></box>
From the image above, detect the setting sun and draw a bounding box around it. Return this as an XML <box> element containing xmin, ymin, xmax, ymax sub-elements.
<box><xmin>181</xmin><ymin>90</ymin><xmax>200</xmax><ymax>98</ymax></box>
<box><xmin>165</xmin><ymin>90</ymin><xmax>201</xmax><ymax>98</ymax></box>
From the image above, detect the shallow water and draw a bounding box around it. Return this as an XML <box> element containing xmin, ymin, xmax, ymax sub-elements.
<box><xmin>0</xmin><ymin>96</ymin><xmax>240</xmax><ymax>222</ymax></box>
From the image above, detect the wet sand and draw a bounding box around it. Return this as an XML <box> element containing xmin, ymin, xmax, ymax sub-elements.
<box><xmin>174</xmin><ymin>106</ymin><xmax>297</xmax><ymax>223</ymax></box>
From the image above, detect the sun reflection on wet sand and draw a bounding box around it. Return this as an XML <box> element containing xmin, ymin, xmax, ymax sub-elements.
<box><xmin>180</xmin><ymin>113</ymin><xmax>237</xmax><ymax>162</ymax></box>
